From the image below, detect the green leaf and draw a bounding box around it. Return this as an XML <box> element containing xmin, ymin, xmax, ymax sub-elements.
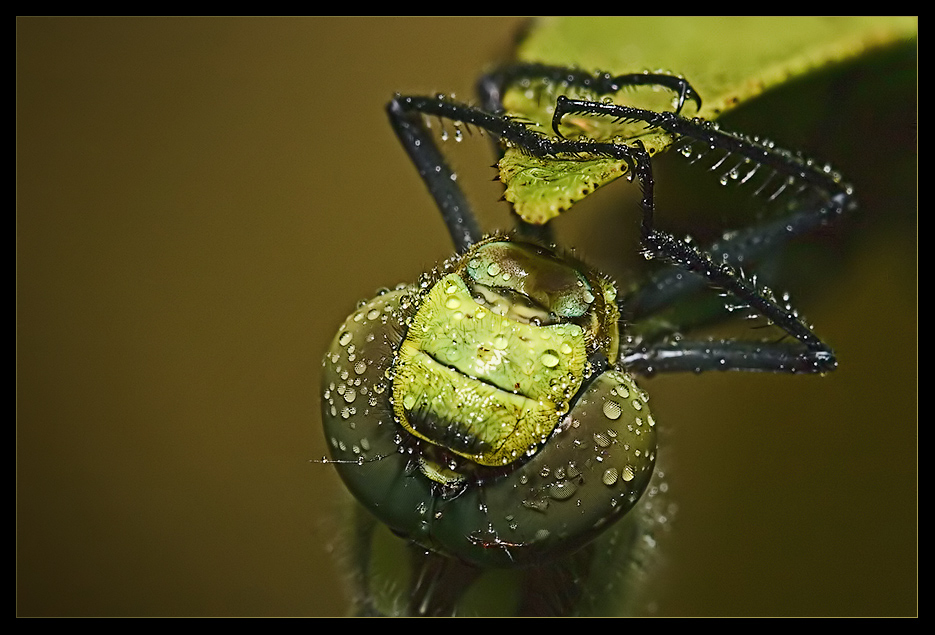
<box><xmin>500</xmin><ymin>16</ymin><xmax>917</xmax><ymax>224</ymax></box>
<box><xmin>497</xmin><ymin>152</ymin><xmax>632</xmax><ymax>225</ymax></box>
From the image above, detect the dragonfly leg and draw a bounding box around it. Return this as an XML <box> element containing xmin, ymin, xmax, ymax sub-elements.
<box><xmin>547</xmin><ymin>97</ymin><xmax>856</xmax><ymax>373</ymax></box>
<box><xmin>477</xmin><ymin>63</ymin><xmax>702</xmax><ymax>115</ymax></box>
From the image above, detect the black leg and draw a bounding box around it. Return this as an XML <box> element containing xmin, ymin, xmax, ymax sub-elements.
<box><xmin>477</xmin><ymin>63</ymin><xmax>702</xmax><ymax>115</ymax></box>
<box><xmin>475</xmin><ymin>64</ymin><xmax>702</xmax><ymax>244</ymax></box>
<box><xmin>390</xmin><ymin>65</ymin><xmax>701</xmax><ymax>251</ymax></box>
<box><xmin>387</xmin><ymin>86</ymin><xmax>846</xmax><ymax>374</ymax></box>
<box><xmin>387</xmin><ymin>98</ymin><xmax>483</xmax><ymax>252</ymax></box>
<box><xmin>619</xmin><ymin>197</ymin><xmax>844</xmax><ymax>374</ymax></box>
<box><xmin>622</xmin><ymin>200</ymin><xmax>843</xmax><ymax>323</ymax></box>
<box><xmin>387</xmin><ymin>94</ymin><xmax>648</xmax><ymax>250</ymax></box>
<box><xmin>622</xmin><ymin>338</ymin><xmax>836</xmax><ymax>375</ymax></box>
<box><xmin>552</xmin><ymin>96</ymin><xmax>854</xmax><ymax>209</ymax></box>
<box><xmin>549</xmin><ymin>96</ymin><xmax>855</xmax><ymax>374</ymax></box>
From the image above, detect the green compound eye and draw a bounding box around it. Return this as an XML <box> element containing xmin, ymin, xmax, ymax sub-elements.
<box><xmin>321</xmin><ymin>239</ymin><xmax>656</xmax><ymax>568</ymax></box>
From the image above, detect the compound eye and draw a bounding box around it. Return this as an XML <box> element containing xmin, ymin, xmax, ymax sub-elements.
<box><xmin>463</xmin><ymin>241</ymin><xmax>596</xmax><ymax>320</ymax></box>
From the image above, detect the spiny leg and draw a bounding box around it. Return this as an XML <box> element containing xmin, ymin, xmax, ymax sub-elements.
<box><xmin>620</xmin><ymin>199</ymin><xmax>845</xmax><ymax>373</ymax></box>
<box><xmin>631</xmin><ymin>204</ymin><xmax>839</xmax><ymax>373</ymax></box>
<box><xmin>475</xmin><ymin>64</ymin><xmax>702</xmax><ymax>243</ymax></box>
<box><xmin>476</xmin><ymin>63</ymin><xmax>702</xmax><ymax>115</ymax></box>
<box><xmin>552</xmin><ymin>95</ymin><xmax>853</xmax><ymax>207</ymax></box>
<box><xmin>387</xmin><ymin>98</ymin><xmax>483</xmax><ymax>252</ymax></box>
<box><xmin>550</xmin><ymin>96</ymin><xmax>854</xmax><ymax>373</ymax></box>
<box><xmin>622</xmin><ymin>198</ymin><xmax>844</xmax><ymax>323</ymax></box>
<box><xmin>389</xmin><ymin>93</ymin><xmax>844</xmax><ymax>373</ymax></box>
<box><xmin>622</xmin><ymin>338</ymin><xmax>836</xmax><ymax>375</ymax></box>
<box><xmin>393</xmin><ymin>64</ymin><xmax>700</xmax><ymax>246</ymax></box>
<box><xmin>387</xmin><ymin>94</ymin><xmax>648</xmax><ymax>250</ymax></box>
<box><xmin>592</xmin><ymin>96</ymin><xmax>851</xmax><ymax>328</ymax></box>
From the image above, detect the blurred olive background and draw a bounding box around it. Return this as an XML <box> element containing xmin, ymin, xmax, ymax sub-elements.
<box><xmin>17</xmin><ymin>17</ymin><xmax>916</xmax><ymax>616</ymax></box>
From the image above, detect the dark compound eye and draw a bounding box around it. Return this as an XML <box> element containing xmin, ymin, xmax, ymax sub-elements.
<box><xmin>321</xmin><ymin>240</ymin><xmax>657</xmax><ymax>568</ymax></box>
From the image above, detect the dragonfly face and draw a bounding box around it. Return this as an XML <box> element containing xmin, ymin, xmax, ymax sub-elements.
<box><xmin>313</xmin><ymin>16</ymin><xmax>909</xmax><ymax>613</ymax></box>
<box><xmin>321</xmin><ymin>237</ymin><xmax>657</xmax><ymax>568</ymax></box>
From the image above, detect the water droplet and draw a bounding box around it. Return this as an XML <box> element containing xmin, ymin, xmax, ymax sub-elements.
<box><xmin>548</xmin><ymin>480</ymin><xmax>577</xmax><ymax>500</ymax></box>
<box><xmin>593</xmin><ymin>431</ymin><xmax>611</xmax><ymax>447</ymax></box>
<box><xmin>338</xmin><ymin>331</ymin><xmax>352</xmax><ymax>346</ymax></box>
<box><xmin>602</xmin><ymin>400</ymin><xmax>622</xmax><ymax>420</ymax></box>
<box><xmin>602</xmin><ymin>468</ymin><xmax>619</xmax><ymax>486</ymax></box>
<box><xmin>540</xmin><ymin>350</ymin><xmax>560</xmax><ymax>368</ymax></box>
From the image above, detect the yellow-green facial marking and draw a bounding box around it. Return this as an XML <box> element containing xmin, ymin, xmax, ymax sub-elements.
<box><xmin>393</xmin><ymin>272</ymin><xmax>586</xmax><ymax>467</ymax></box>
<box><xmin>391</xmin><ymin>240</ymin><xmax>618</xmax><ymax>471</ymax></box>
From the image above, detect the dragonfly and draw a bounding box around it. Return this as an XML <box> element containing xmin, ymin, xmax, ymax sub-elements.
<box><xmin>319</xmin><ymin>17</ymin><xmax>916</xmax><ymax>616</ymax></box>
